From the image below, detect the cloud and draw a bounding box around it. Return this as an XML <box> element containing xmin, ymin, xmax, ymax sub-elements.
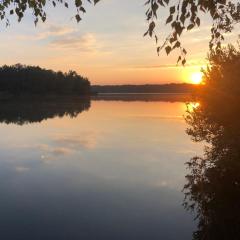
<box><xmin>47</xmin><ymin>25</ymin><xmax>75</xmax><ymax>36</ymax></box>
<box><xmin>11</xmin><ymin>131</ymin><xmax>99</xmax><ymax>164</ymax></box>
<box><xmin>15</xmin><ymin>23</ymin><xmax>110</xmax><ymax>54</ymax></box>
<box><xmin>130</xmin><ymin>61</ymin><xmax>205</xmax><ymax>69</ymax></box>
<box><xmin>50</xmin><ymin>32</ymin><xmax>99</xmax><ymax>52</ymax></box>
<box><xmin>133</xmin><ymin>64</ymin><xmax>180</xmax><ymax>69</ymax></box>
<box><xmin>189</xmin><ymin>25</ymin><xmax>212</xmax><ymax>34</ymax></box>
<box><xmin>128</xmin><ymin>114</ymin><xmax>183</xmax><ymax>120</ymax></box>
<box><xmin>35</xmin><ymin>131</ymin><xmax>99</xmax><ymax>163</ymax></box>
<box><xmin>51</xmin><ymin>147</ymin><xmax>73</xmax><ymax>156</ymax></box>
<box><xmin>37</xmin><ymin>144</ymin><xmax>73</xmax><ymax>157</ymax></box>
<box><xmin>37</xmin><ymin>144</ymin><xmax>73</xmax><ymax>164</ymax></box>
<box><xmin>16</xmin><ymin>25</ymin><xmax>76</xmax><ymax>41</ymax></box>
<box><xmin>15</xmin><ymin>166</ymin><xmax>30</xmax><ymax>173</ymax></box>
<box><xmin>53</xmin><ymin>131</ymin><xmax>98</xmax><ymax>150</ymax></box>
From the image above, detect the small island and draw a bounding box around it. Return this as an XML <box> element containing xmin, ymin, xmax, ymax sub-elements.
<box><xmin>0</xmin><ymin>64</ymin><xmax>91</xmax><ymax>98</ymax></box>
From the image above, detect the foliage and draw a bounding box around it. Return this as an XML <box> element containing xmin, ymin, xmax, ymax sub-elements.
<box><xmin>0</xmin><ymin>64</ymin><xmax>90</xmax><ymax>95</ymax></box>
<box><xmin>183</xmin><ymin>44</ymin><xmax>240</xmax><ymax>239</ymax></box>
<box><xmin>145</xmin><ymin>0</ymin><xmax>240</xmax><ymax>64</ymax></box>
<box><xmin>0</xmin><ymin>0</ymin><xmax>239</xmax><ymax>63</ymax></box>
<box><xmin>0</xmin><ymin>0</ymin><xmax>100</xmax><ymax>25</ymax></box>
<box><xmin>202</xmin><ymin>42</ymin><xmax>240</xmax><ymax>96</ymax></box>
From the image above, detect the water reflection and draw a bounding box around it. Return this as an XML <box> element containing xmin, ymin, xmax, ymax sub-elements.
<box><xmin>0</xmin><ymin>94</ymin><xmax>191</xmax><ymax>125</ymax></box>
<box><xmin>0</xmin><ymin>94</ymin><xmax>199</xmax><ymax>239</ymax></box>
<box><xmin>0</xmin><ymin>97</ymin><xmax>90</xmax><ymax>125</ymax></box>
<box><xmin>92</xmin><ymin>93</ymin><xmax>192</xmax><ymax>102</ymax></box>
<box><xmin>184</xmin><ymin>94</ymin><xmax>240</xmax><ymax>239</ymax></box>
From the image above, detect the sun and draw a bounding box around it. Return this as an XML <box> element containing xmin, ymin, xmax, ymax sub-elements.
<box><xmin>190</xmin><ymin>72</ymin><xmax>203</xmax><ymax>84</ymax></box>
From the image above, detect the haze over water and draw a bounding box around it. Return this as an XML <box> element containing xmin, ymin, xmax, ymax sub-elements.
<box><xmin>0</xmin><ymin>95</ymin><xmax>202</xmax><ymax>239</ymax></box>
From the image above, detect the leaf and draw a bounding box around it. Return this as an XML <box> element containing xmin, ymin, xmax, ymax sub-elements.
<box><xmin>80</xmin><ymin>7</ymin><xmax>86</xmax><ymax>13</ymax></box>
<box><xmin>173</xmin><ymin>41</ymin><xmax>180</xmax><ymax>49</ymax></box>
<box><xmin>164</xmin><ymin>0</ymin><xmax>169</xmax><ymax>5</ymax></box>
<box><xmin>177</xmin><ymin>56</ymin><xmax>181</xmax><ymax>64</ymax></box>
<box><xmin>165</xmin><ymin>46</ymin><xmax>171</xmax><ymax>55</ymax></box>
<box><xmin>169</xmin><ymin>37</ymin><xmax>175</xmax><ymax>44</ymax></box>
<box><xmin>180</xmin><ymin>14</ymin><xmax>185</xmax><ymax>23</ymax></box>
<box><xmin>158</xmin><ymin>0</ymin><xmax>165</xmax><ymax>7</ymax></box>
<box><xmin>143</xmin><ymin>30</ymin><xmax>149</xmax><ymax>37</ymax></box>
<box><xmin>148</xmin><ymin>21</ymin><xmax>155</xmax><ymax>37</ymax></box>
<box><xmin>75</xmin><ymin>0</ymin><xmax>82</xmax><ymax>7</ymax></box>
<box><xmin>196</xmin><ymin>17</ymin><xmax>200</xmax><ymax>26</ymax></box>
<box><xmin>166</xmin><ymin>15</ymin><xmax>173</xmax><ymax>24</ymax></box>
<box><xmin>75</xmin><ymin>14</ymin><xmax>81</xmax><ymax>22</ymax></box>
<box><xmin>170</xmin><ymin>6</ymin><xmax>175</xmax><ymax>14</ymax></box>
<box><xmin>187</xmin><ymin>23</ymin><xmax>194</xmax><ymax>30</ymax></box>
<box><xmin>94</xmin><ymin>0</ymin><xmax>101</xmax><ymax>5</ymax></box>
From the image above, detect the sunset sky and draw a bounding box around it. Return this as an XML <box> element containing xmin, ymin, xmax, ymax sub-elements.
<box><xmin>0</xmin><ymin>0</ymin><xmax>237</xmax><ymax>85</ymax></box>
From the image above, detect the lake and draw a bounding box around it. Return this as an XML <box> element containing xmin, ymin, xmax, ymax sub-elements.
<box><xmin>0</xmin><ymin>94</ymin><xmax>202</xmax><ymax>240</ymax></box>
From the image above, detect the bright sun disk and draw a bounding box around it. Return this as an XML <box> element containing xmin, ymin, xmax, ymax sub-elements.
<box><xmin>190</xmin><ymin>72</ymin><xmax>203</xmax><ymax>84</ymax></box>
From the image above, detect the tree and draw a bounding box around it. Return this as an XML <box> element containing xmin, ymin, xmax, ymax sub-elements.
<box><xmin>0</xmin><ymin>0</ymin><xmax>240</xmax><ymax>63</ymax></box>
<box><xmin>184</xmin><ymin>95</ymin><xmax>240</xmax><ymax>239</ymax></box>
<box><xmin>183</xmin><ymin>43</ymin><xmax>240</xmax><ymax>239</ymax></box>
<box><xmin>202</xmin><ymin>42</ymin><xmax>240</xmax><ymax>95</ymax></box>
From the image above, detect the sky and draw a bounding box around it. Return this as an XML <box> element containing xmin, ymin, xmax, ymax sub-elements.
<box><xmin>0</xmin><ymin>0</ymin><xmax>238</xmax><ymax>85</ymax></box>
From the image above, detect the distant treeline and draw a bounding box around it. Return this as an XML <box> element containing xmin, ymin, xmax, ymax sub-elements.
<box><xmin>92</xmin><ymin>83</ymin><xmax>199</xmax><ymax>94</ymax></box>
<box><xmin>0</xmin><ymin>64</ymin><xmax>90</xmax><ymax>95</ymax></box>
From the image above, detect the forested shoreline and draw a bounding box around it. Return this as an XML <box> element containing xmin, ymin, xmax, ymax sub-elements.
<box><xmin>0</xmin><ymin>64</ymin><xmax>90</xmax><ymax>95</ymax></box>
<box><xmin>92</xmin><ymin>83</ymin><xmax>199</xmax><ymax>94</ymax></box>
<box><xmin>0</xmin><ymin>64</ymin><xmax>200</xmax><ymax>98</ymax></box>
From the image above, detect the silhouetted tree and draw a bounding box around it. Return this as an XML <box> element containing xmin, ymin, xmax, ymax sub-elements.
<box><xmin>0</xmin><ymin>64</ymin><xmax>90</xmax><ymax>95</ymax></box>
<box><xmin>183</xmin><ymin>44</ymin><xmax>240</xmax><ymax>239</ymax></box>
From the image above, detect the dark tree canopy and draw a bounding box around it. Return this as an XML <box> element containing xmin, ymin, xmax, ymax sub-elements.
<box><xmin>184</xmin><ymin>92</ymin><xmax>240</xmax><ymax>240</ymax></box>
<box><xmin>0</xmin><ymin>0</ymin><xmax>240</xmax><ymax>63</ymax></box>
<box><xmin>183</xmin><ymin>44</ymin><xmax>240</xmax><ymax>239</ymax></box>
<box><xmin>0</xmin><ymin>64</ymin><xmax>90</xmax><ymax>95</ymax></box>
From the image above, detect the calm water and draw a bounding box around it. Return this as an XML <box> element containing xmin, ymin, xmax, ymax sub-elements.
<box><xmin>0</xmin><ymin>95</ymin><xmax>202</xmax><ymax>240</ymax></box>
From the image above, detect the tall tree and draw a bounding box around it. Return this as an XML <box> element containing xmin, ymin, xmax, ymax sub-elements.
<box><xmin>183</xmin><ymin>43</ymin><xmax>240</xmax><ymax>239</ymax></box>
